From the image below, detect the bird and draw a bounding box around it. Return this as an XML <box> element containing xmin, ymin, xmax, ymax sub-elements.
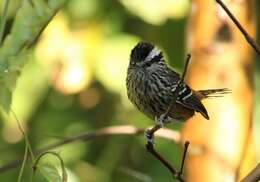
<box><xmin>126</xmin><ymin>41</ymin><xmax>230</xmax><ymax>127</ymax></box>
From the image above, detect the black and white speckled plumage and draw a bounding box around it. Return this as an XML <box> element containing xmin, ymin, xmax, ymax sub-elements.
<box><xmin>126</xmin><ymin>42</ymin><xmax>228</xmax><ymax>122</ymax></box>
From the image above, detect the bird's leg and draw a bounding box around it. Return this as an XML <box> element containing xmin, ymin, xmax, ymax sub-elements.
<box><xmin>156</xmin><ymin>113</ymin><xmax>170</xmax><ymax>126</ymax></box>
<box><xmin>145</xmin><ymin>114</ymin><xmax>170</xmax><ymax>143</ymax></box>
<box><xmin>145</xmin><ymin>124</ymin><xmax>162</xmax><ymax>144</ymax></box>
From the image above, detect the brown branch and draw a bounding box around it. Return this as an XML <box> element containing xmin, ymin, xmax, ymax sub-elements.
<box><xmin>215</xmin><ymin>1</ymin><xmax>259</xmax><ymax>181</ymax></box>
<box><xmin>0</xmin><ymin>125</ymin><xmax>181</xmax><ymax>173</ymax></box>
<box><xmin>215</xmin><ymin>0</ymin><xmax>260</xmax><ymax>55</ymax></box>
<box><xmin>145</xmin><ymin>143</ymin><xmax>178</xmax><ymax>178</ymax></box>
<box><xmin>241</xmin><ymin>163</ymin><xmax>260</xmax><ymax>182</ymax></box>
<box><xmin>181</xmin><ymin>54</ymin><xmax>191</xmax><ymax>82</ymax></box>
<box><xmin>179</xmin><ymin>141</ymin><xmax>190</xmax><ymax>175</ymax></box>
<box><xmin>145</xmin><ymin>141</ymin><xmax>190</xmax><ymax>182</ymax></box>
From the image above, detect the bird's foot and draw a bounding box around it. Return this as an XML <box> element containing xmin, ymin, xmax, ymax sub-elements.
<box><xmin>145</xmin><ymin>129</ymin><xmax>154</xmax><ymax>144</ymax></box>
<box><xmin>145</xmin><ymin>115</ymin><xmax>168</xmax><ymax>144</ymax></box>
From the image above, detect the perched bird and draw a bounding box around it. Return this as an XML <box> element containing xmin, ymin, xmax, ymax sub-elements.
<box><xmin>126</xmin><ymin>42</ymin><xmax>229</xmax><ymax>126</ymax></box>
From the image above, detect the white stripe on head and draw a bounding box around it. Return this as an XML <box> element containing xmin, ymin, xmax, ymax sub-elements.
<box><xmin>144</xmin><ymin>47</ymin><xmax>161</xmax><ymax>62</ymax></box>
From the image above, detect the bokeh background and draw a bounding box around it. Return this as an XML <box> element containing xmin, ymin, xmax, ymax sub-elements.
<box><xmin>0</xmin><ymin>0</ymin><xmax>259</xmax><ymax>181</ymax></box>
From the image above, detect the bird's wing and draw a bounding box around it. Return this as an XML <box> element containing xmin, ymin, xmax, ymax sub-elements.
<box><xmin>166</xmin><ymin>67</ymin><xmax>209</xmax><ymax>120</ymax></box>
<box><xmin>175</xmin><ymin>83</ymin><xmax>209</xmax><ymax>120</ymax></box>
<box><xmin>166</xmin><ymin>67</ymin><xmax>180</xmax><ymax>83</ymax></box>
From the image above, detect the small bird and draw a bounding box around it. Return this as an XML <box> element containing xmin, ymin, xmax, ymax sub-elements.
<box><xmin>126</xmin><ymin>42</ymin><xmax>229</xmax><ymax>126</ymax></box>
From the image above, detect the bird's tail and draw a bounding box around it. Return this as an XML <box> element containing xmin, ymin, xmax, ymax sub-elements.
<box><xmin>196</xmin><ymin>88</ymin><xmax>231</xmax><ymax>99</ymax></box>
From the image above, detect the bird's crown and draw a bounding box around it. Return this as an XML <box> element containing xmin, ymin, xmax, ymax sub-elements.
<box><xmin>130</xmin><ymin>42</ymin><xmax>163</xmax><ymax>64</ymax></box>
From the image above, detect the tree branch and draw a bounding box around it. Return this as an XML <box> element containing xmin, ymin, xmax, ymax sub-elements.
<box><xmin>215</xmin><ymin>0</ymin><xmax>260</xmax><ymax>55</ymax></box>
<box><xmin>145</xmin><ymin>141</ymin><xmax>189</xmax><ymax>182</ymax></box>
<box><xmin>0</xmin><ymin>125</ymin><xmax>181</xmax><ymax>173</ymax></box>
<box><xmin>241</xmin><ymin>163</ymin><xmax>260</xmax><ymax>182</ymax></box>
<box><xmin>215</xmin><ymin>1</ymin><xmax>259</xmax><ymax>181</ymax></box>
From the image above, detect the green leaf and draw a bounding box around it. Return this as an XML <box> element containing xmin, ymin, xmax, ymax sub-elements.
<box><xmin>0</xmin><ymin>0</ymin><xmax>10</xmax><ymax>44</ymax></box>
<box><xmin>0</xmin><ymin>0</ymin><xmax>64</xmax><ymax>112</ymax></box>
<box><xmin>0</xmin><ymin>86</ymin><xmax>11</xmax><ymax>111</ymax></box>
<box><xmin>38</xmin><ymin>163</ymin><xmax>63</xmax><ymax>182</ymax></box>
<box><xmin>33</xmin><ymin>151</ymin><xmax>68</xmax><ymax>182</ymax></box>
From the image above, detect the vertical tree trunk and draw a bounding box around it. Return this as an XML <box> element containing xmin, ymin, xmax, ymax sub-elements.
<box><xmin>181</xmin><ymin>0</ymin><xmax>256</xmax><ymax>181</ymax></box>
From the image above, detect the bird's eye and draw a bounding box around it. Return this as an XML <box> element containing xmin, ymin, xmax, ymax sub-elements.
<box><xmin>144</xmin><ymin>60</ymin><xmax>153</xmax><ymax>67</ymax></box>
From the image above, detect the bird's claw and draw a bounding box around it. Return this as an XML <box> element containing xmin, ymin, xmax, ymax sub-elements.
<box><xmin>145</xmin><ymin>129</ymin><xmax>154</xmax><ymax>144</ymax></box>
<box><xmin>144</xmin><ymin>114</ymin><xmax>168</xmax><ymax>144</ymax></box>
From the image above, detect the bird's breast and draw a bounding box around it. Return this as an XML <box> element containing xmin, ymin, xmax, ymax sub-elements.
<box><xmin>126</xmin><ymin>67</ymin><xmax>172</xmax><ymax>118</ymax></box>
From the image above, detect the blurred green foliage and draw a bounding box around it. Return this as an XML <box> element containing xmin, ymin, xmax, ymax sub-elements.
<box><xmin>0</xmin><ymin>0</ymin><xmax>64</xmax><ymax>111</ymax></box>
<box><xmin>0</xmin><ymin>0</ymin><xmax>259</xmax><ymax>181</ymax></box>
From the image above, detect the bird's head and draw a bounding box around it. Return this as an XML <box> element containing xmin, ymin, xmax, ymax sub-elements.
<box><xmin>129</xmin><ymin>42</ymin><xmax>164</xmax><ymax>68</ymax></box>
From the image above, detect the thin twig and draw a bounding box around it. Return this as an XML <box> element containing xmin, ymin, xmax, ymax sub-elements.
<box><xmin>241</xmin><ymin>163</ymin><xmax>260</xmax><ymax>182</ymax></box>
<box><xmin>215</xmin><ymin>0</ymin><xmax>260</xmax><ymax>55</ymax></box>
<box><xmin>0</xmin><ymin>125</ymin><xmax>180</xmax><ymax>173</ymax></box>
<box><xmin>10</xmin><ymin>109</ymin><xmax>35</xmax><ymax>182</ymax></box>
<box><xmin>11</xmin><ymin>109</ymin><xmax>35</xmax><ymax>159</ymax></box>
<box><xmin>214</xmin><ymin>1</ymin><xmax>260</xmax><ymax>180</ymax></box>
<box><xmin>181</xmin><ymin>54</ymin><xmax>191</xmax><ymax>82</ymax></box>
<box><xmin>145</xmin><ymin>142</ymin><xmax>182</xmax><ymax>181</ymax></box>
<box><xmin>145</xmin><ymin>141</ymin><xmax>189</xmax><ymax>182</ymax></box>
<box><xmin>179</xmin><ymin>141</ymin><xmax>190</xmax><ymax>176</ymax></box>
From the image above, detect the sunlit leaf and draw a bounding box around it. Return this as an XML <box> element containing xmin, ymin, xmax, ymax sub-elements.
<box><xmin>119</xmin><ymin>0</ymin><xmax>190</xmax><ymax>25</ymax></box>
<box><xmin>67</xmin><ymin>0</ymin><xmax>99</xmax><ymax>19</ymax></box>
<box><xmin>0</xmin><ymin>86</ymin><xmax>11</xmax><ymax>112</ymax></box>
<box><xmin>0</xmin><ymin>0</ymin><xmax>64</xmax><ymax>111</ymax></box>
<box><xmin>35</xmin><ymin>13</ymin><xmax>101</xmax><ymax>94</ymax></box>
<box><xmin>10</xmin><ymin>58</ymin><xmax>49</xmax><ymax>124</ymax></box>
